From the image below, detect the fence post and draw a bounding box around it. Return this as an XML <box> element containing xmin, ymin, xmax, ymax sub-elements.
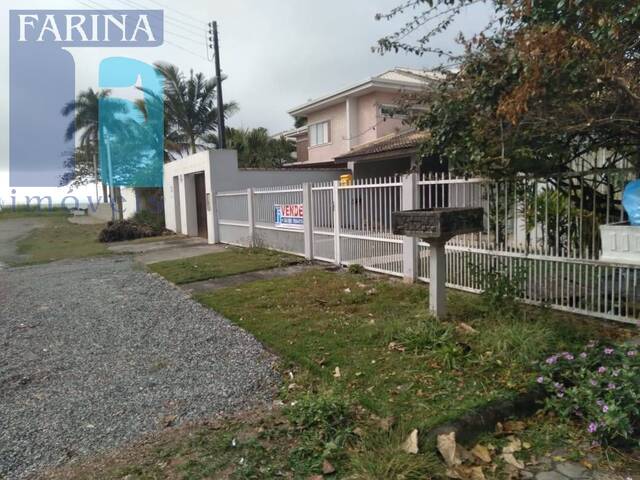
<box><xmin>333</xmin><ymin>180</ymin><xmax>341</xmax><ymax>266</ymax></box>
<box><xmin>247</xmin><ymin>188</ymin><xmax>255</xmax><ymax>247</ymax></box>
<box><xmin>303</xmin><ymin>183</ymin><xmax>314</xmax><ymax>260</ymax></box>
<box><xmin>402</xmin><ymin>172</ymin><xmax>418</xmax><ymax>283</ymax></box>
<box><xmin>209</xmin><ymin>191</ymin><xmax>221</xmax><ymax>244</ymax></box>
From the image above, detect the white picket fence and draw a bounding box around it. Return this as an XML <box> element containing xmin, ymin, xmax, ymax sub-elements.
<box><xmin>215</xmin><ymin>170</ymin><xmax>640</xmax><ymax>325</ymax></box>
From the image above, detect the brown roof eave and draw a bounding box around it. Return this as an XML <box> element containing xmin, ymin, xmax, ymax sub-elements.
<box><xmin>335</xmin><ymin>147</ymin><xmax>420</xmax><ymax>164</ymax></box>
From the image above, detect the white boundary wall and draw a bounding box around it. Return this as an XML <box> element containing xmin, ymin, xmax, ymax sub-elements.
<box><xmin>214</xmin><ymin>170</ymin><xmax>640</xmax><ymax>326</ymax></box>
<box><xmin>163</xmin><ymin>149</ymin><xmax>346</xmax><ymax>244</ymax></box>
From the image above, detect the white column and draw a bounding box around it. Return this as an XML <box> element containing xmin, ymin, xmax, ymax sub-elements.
<box><xmin>247</xmin><ymin>188</ymin><xmax>255</xmax><ymax>247</ymax></box>
<box><xmin>303</xmin><ymin>183</ymin><xmax>314</xmax><ymax>260</ymax></box>
<box><xmin>429</xmin><ymin>241</ymin><xmax>447</xmax><ymax>318</ymax></box>
<box><xmin>402</xmin><ymin>173</ymin><xmax>418</xmax><ymax>283</ymax></box>
<box><xmin>333</xmin><ymin>180</ymin><xmax>341</xmax><ymax>266</ymax></box>
<box><xmin>205</xmin><ymin>163</ymin><xmax>219</xmax><ymax>244</ymax></box>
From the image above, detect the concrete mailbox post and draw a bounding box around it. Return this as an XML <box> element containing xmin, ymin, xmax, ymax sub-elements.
<box><xmin>392</xmin><ymin>207</ymin><xmax>484</xmax><ymax>318</ymax></box>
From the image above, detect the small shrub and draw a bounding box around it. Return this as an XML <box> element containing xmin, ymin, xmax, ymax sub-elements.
<box><xmin>538</xmin><ymin>341</ymin><xmax>640</xmax><ymax>446</ymax></box>
<box><xmin>285</xmin><ymin>393</ymin><xmax>353</xmax><ymax>474</ymax></box>
<box><xmin>470</xmin><ymin>263</ymin><xmax>527</xmax><ymax>315</ymax></box>
<box><xmin>348</xmin><ymin>264</ymin><xmax>365</xmax><ymax>274</ymax></box>
<box><xmin>132</xmin><ymin>210</ymin><xmax>165</xmax><ymax>234</ymax></box>
<box><xmin>98</xmin><ymin>220</ymin><xmax>156</xmax><ymax>242</ymax></box>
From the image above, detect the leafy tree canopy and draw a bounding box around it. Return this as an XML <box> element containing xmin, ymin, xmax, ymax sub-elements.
<box><xmin>226</xmin><ymin>127</ymin><xmax>295</xmax><ymax>168</ymax></box>
<box><xmin>376</xmin><ymin>0</ymin><xmax>640</xmax><ymax>177</ymax></box>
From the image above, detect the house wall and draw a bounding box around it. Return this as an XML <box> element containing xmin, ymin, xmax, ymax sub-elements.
<box><xmin>307</xmin><ymin>102</ymin><xmax>348</xmax><ymax>164</ymax></box>
<box><xmin>163</xmin><ymin>149</ymin><xmax>345</xmax><ymax>244</ymax></box>
<box><xmin>357</xmin><ymin>91</ymin><xmax>407</xmax><ymax>141</ymax></box>
<box><xmin>303</xmin><ymin>91</ymin><xmax>410</xmax><ymax>164</ymax></box>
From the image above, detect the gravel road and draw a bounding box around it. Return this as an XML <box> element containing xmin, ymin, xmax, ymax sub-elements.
<box><xmin>0</xmin><ymin>257</ymin><xmax>279</xmax><ymax>479</ymax></box>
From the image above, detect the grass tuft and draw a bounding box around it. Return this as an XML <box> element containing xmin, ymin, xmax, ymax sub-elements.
<box><xmin>148</xmin><ymin>247</ymin><xmax>301</xmax><ymax>284</ymax></box>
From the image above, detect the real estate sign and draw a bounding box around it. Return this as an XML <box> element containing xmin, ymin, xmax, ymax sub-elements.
<box><xmin>274</xmin><ymin>204</ymin><xmax>304</xmax><ymax>228</ymax></box>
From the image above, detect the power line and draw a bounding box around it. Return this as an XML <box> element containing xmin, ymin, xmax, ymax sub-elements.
<box><xmin>73</xmin><ymin>0</ymin><xmax>208</xmax><ymax>61</ymax></box>
<box><xmin>90</xmin><ymin>0</ymin><xmax>207</xmax><ymax>43</ymax></box>
<box><xmin>142</xmin><ymin>0</ymin><xmax>205</xmax><ymax>26</ymax></box>
<box><xmin>76</xmin><ymin>0</ymin><xmax>207</xmax><ymax>61</ymax></box>
<box><xmin>112</xmin><ymin>0</ymin><xmax>206</xmax><ymax>34</ymax></box>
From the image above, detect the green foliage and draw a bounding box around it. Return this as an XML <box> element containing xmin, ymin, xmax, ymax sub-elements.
<box><xmin>132</xmin><ymin>210</ymin><xmax>165</xmax><ymax>233</ymax></box>
<box><xmin>348</xmin><ymin>263</ymin><xmax>365</xmax><ymax>274</ymax></box>
<box><xmin>285</xmin><ymin>393</ymin><xmax>353</xmax><ymax>474</ymax></box>
<box><xmin>99</xmin><ymin>220</ymin><xmax>158</xmax><ymax>243</ymax></box>
<box><xmin>539</xmin><ymin>342</ymin><xmax>640</xmax><ymax>447</ymax></box>
<box><xmin>376</xmin><ymin>1</ymin><xmax>640</xmax><ymax>176</ymax></box>
<box><xmin>140</xmin><ymin>62</ymin><xmax>238</xmax><ymax>158</ymax></box>
<box><xmin>470</xmin><ymin>262</ymin><xmax>527</xmax><ymax>315</ymax></box>
<box><xmin>226</xmin><ymin>127</ymin><xmax>295</xmax><ymax>168</ymax></box>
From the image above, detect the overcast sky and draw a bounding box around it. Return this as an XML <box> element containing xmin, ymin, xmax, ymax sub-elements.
<box><xmin>0</xmin><ymin>0</ymin><xmax>493</xmax><ymax>203</ymax></box>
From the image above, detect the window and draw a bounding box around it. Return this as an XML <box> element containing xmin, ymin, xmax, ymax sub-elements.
<box><xmin>379</xmin><ymin>104</ymin><xmax>408</xmax><ymax>120</ymax></box>
<box><xmin>308</xmin><ymin>121</ymin><xmax>330</xmax><ymax>147</ymax></box>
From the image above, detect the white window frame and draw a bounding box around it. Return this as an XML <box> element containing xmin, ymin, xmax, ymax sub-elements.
<box><xmin>378</xmin><ymin>104</ymin><xmax>408</xmax><ymax>120</ymax></box>
<box><xmin>308</xmin><ymin>120</ymin><xmax>331</xmax><ymax>147</ymax></box>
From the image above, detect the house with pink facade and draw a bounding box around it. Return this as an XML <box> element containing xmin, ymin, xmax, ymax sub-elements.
<box><xmin>284</xmin><ymin>68</ymin><xmax>445</xmax><ymax>178</ymax></box>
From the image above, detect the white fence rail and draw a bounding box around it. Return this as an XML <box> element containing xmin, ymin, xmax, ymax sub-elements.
<box><xmin>215</xmin><ymin>171</ymin><xmax>640</xmax><ymax>325</ymax></box>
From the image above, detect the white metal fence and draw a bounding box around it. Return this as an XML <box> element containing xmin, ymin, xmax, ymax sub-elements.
<box><xmin>215</xmin><ymin>170</ymin><xmax>640</xmax><ymax>325</ymax></box>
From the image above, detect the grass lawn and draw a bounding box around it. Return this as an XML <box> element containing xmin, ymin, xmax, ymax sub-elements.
<box><xmin>147</xmin><ymin>247</ymin><xmax>303</xmax><ymax>284</ymax></box>
<box><xmin>15</xmin><ymin>216</ymin><xmax>109</xmax><ymax>265</ymax></box>
<box><xmin>0</xmin><ymin>206</ymin><xmax>68</xmax><ymax>220</ymax></box>
<box><xmin>42</xmin><ymin>267</ymin><xmax>635</xmax><ymax>480</ymax></box>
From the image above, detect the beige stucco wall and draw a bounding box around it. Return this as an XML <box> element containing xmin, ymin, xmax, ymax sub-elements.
<box><xmin>304</xmin><ymin>90</ymin><xmax>409</xmax><ymax>163</ymax></box>
<box><xmin>306</xmin><ymin>102</ymin><xmax>348</xmax><ymax>164</ymax></box>
<box><xmin>358</xmin><ymin>91</ymin><xmax>407</xmax><ymax>141</ymax></box>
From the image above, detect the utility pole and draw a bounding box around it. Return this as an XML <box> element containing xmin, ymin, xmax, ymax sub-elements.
<box><xmin>208</xmin><ymin>21</ymin><xmax>226</xmax><ymax>149</ymax></box>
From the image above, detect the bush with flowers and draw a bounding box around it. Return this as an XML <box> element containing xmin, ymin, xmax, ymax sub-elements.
<box><xmin>537</xmin><ymin>341</ymin><xmax>640</xmax><ymax>446</ymax></box>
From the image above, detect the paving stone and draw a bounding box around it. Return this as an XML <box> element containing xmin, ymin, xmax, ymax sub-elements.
<box><xmin>536</xmin><ymin>473</ymin><xmax>569</xmax><ymax>480</ymax></box>
<box><xmin>521</xmin><ymin>471</ymin><xmax>535</xmax><ymax>479</ymax></box>
<box><xmin>556</xmin><ymin>462</ymin><xmax>588</xmax><ymax>479</ymax></box>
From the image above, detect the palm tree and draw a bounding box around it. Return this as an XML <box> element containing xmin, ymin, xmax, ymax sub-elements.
<box><xmin>146</xmin><ymin>62</ymin><xmax>238</xmax><ymax>156</ymax></box>
<box><xmin>226</xmin><ymin>127</ymin><xmax>295</xmax><ymax>168</ymax></box>
<box><xmin>61</xmin><ymin>88</ymin><xmax>115</xmax><ymax>202</ymax></box>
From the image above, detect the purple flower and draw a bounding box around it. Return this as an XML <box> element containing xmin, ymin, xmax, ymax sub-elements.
<box><xmin>554</xmin><ymin>382</ymin><xmax>564</xmax><ymax>390</ymax></box>
<box><xmin>580</xmin><ymin>352</ymin><xmax>588</xmax><ymax>359</ymax></box>
<box><xmin>546</xmin><ymin>355</ymin><xmax>558</xmax><ymax>365</ymax></box>
<box><xmin>627</xmin><ymin>350</ymin><xmax>637</xmax><ymax>357</ymax></box>
<box><xmin>604</xmin><ymin>348</ymin><xmax>614</xmax><ymax>355</ymax></box>
<box><xmin>563</xmin><ymin>353</ymin><xmax>575</xmax><ymax>361</ymax></box>
<box><xmin>536</xmin><ymin>376</ymin><xmax>545</xmax><ymax>384</ymax></box>
<box><xmin>607</xmin><ymin>383</ymin><xmax>617</xmax><ymax>390</ymax></box>
<box><xmin>588</xmin><ymin>422</ymin><xmax>598</xmax><ymax>433</ymax></box>
<box><xmin>598</xmin><ymin>366</ymin><xmax>607</xmax><ymax>374</ymax></box>
<box><xmin>602</xmin><ymin>405</ymin><xmax>609</xmax><ymax>413</ymax></box>
<box><xmin>590</xmin><ymin>379</ymin><xmax>598</xmax><ymax>386</ymax></box>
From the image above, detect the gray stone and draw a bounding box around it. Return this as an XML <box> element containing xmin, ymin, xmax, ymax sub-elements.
<box><xmin>556</xmin><ymin>462</ymin><xmax>588</xmax><ymax>479</ymax></box>
<box><xmin>536</xmin><ymin>473</ymin><xmax>569</xmax><ymax>480</ymax></box>
<box><xmin>391</xmin><ymin>207</ymin><xmax>484</xmax><ymax>241</ymax></box>
<box><xmin>521</xmin><ymin>471</ymin><xmax>535</xmax><ymax>479</ymax></box>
